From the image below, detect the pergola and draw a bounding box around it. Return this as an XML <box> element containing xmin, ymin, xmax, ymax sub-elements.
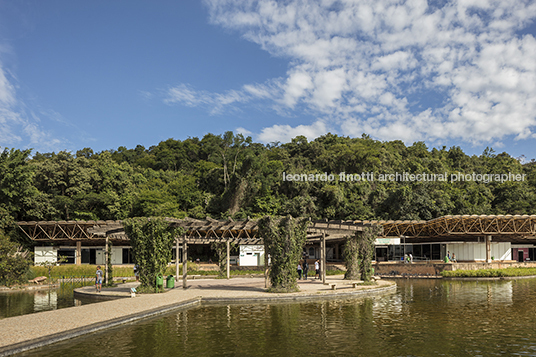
<box><xmin>17</xmin><ymin>217</ymin><xmax>376</xmax><ymax>287</ymax></box>
<box><xmin>17</xmin><ymin>215</ymin><xmax>536</xmax><ymax>286</ymax></box>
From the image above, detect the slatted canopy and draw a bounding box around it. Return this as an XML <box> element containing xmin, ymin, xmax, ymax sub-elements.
<box><xmin>380</xmin><ymin>215</ymin><xmax>536</xmax><ymax>243</ymax></box>
<box><xmin>17</xmin><ymin>215</ymin><xmax>536</xmax><ymax>244</ymax></box>
<box><xmin>16</xmin><ymin>217</ymin><xmax>375</xmax><ymax>244</ymax></box>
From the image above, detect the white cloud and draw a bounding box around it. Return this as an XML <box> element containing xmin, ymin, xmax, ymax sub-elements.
<box><xmin>257</xmin><ymin>120</ymin><xmax>328</xmax><ymax>143</ymax></box>
<box><xmin>181</xmin><ymin>0</ymin><xmax>536</xmax><ymax>145</ymax></box>
<box><xmin>235</xmin><ymin>126</ymin><xmax>252</xmax><ymax>137</ymax></box>
<box><xmin>0</xmin><ymin>62</ymin><xmax>66</xmax><ymax>152</ymax></box>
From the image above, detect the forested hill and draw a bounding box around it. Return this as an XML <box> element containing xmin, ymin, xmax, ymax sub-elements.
<box><xmin>1</xmin><ymin>132</ymin><xmax>535</xmax><ymax>230</ymax></box>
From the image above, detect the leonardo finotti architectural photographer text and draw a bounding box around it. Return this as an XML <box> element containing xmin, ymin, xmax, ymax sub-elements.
<box><xmin>281</xmin><ymin>172</ymin><xmax>526</xmax><ymax>184</ymax></box>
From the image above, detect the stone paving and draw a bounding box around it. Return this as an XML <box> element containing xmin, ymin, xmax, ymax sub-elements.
<box><xmin>0</xmin><ymin>276</ymin><xmax>395</xmax><ymax>356</ymax></box>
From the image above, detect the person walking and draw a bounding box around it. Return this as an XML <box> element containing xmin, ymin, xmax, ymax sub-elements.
<box><xmin>315</xmin><ymin>259</ymin><xmax>320</xmax><ymax>280</ymax></box>
<box><xmin>297</xmin><ymin>262</ymin><xmax>303</xmax><ymax>280</ymax></box>
<box><xmin>303</xmin><ymin>259</ymin><xmax>309</xmax><ymax>280</ymax></box>
<box><xmin>95</xmin><ymin>265</ymin><xmax>103</xmax><ymax>293</ymax></box>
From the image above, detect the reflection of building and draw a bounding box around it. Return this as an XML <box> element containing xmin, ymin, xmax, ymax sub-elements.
<box><xmin>33</xmin><ymin>290</ymin><xmax>57</xmax><ymax>312</ymax></box>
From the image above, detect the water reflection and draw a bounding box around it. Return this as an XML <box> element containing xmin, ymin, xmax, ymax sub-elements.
<box><xmin>15</xmin><ymin>278</ymin><xmax>536</xmax><ymax>357</ymax></box>
<box><xmin>0</xmin><ymin>282</ymin><xmax>94</xmax><ymax>319</ymax></box>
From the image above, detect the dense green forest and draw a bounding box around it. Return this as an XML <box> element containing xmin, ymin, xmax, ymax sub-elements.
<box><xmin>1</xmin><ymin>132</ymin><xmax>536</xmax><ymax>237</ymax></box>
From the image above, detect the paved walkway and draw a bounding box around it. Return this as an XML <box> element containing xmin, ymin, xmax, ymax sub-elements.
<box><xmin>0</xmin><ymin>276</ymin><xmax>395</xmax><ymax>356</ymax></box>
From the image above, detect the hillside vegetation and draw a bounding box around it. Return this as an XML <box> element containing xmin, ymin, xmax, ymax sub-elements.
<box><xmin>1</xmin><ymin>132</ymin><xmax>535</xmax><ymax>242</ymax></box>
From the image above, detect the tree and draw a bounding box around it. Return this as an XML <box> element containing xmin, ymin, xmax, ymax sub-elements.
<box><xmin>258</xmin><ymin>215</ymin><xmax>308</xmax><ymax>292</ymax></box>
<box><xmin>0</xmin><ymin>148</ymin><xmax>38</xmax><ymax>224</ymax></box>
<box><xmin>122</xmin><ymin>217</ymin><xmax>182</xmax><ymax>292</ymax></box>
<box><xmin>0</xmin><ymin>230</ymin><xmax>32</xmax><ymax>286</ymax></box>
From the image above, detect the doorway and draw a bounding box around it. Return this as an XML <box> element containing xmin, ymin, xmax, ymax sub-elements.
<box><xmin>518</xmin><ymin>250</ymin><xmax>524</xmax><ymax>262</ymax></box>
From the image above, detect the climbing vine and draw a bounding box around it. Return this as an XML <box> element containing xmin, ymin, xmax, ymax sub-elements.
<box><xmin>123</xmin><ymin>217</ymin><xmax>183</xmax><ymax>291</ymax></box>
<box><xmin>104</xmin><ymin>241</ymin><xmax>113</xmax><ymax>286</ymax></box>
<box><xmin>259</xmin><ymin>215</ymin><xmax>308</xmax><ymax>293</ymax></box>
<box><xmin>343</xmin><ymin>232</ymin><xmax>360</xmax><ymax>280</ymax></box>
<box><xmin>211</xmin><ymin>241</ymin><xmax>236</xmax><ymax>278</ymax></box>
<box><xmin>358</xmin><ymin>226</ymin><xmax>381</xmax><ymax>282</ymax></box>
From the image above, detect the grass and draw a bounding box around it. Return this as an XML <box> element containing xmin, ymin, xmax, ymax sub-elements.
<box><xmin>441</xmin><ymin>267</ymin><xmax>536</xmax><ymax>278</ymax></box>
<box><xmin>357</xmin><ymin>281</ymin><xmax>378</xmax><ymax>286</ymax></box>
<box><xmin>28</xmin><ymin>263</ymin><xmax>344</xmax><ymax>283</ymax></box>
<box><xmin>29</xmin><ymin>264</ymin><xmax>266</xmax><ymax>281</ymax></box>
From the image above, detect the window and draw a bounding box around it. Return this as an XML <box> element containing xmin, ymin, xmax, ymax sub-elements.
<box><xmin>58</xmin><ymin>249</ymin><xmax>75</xmax><ymax>264</ymax></box>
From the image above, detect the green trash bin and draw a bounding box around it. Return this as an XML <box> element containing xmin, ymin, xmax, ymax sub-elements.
<box><xmin>156</xmin><ymin>274</ymin><xmax>164</xmax><ymax>288</ymax></box>
<box><xmin>166</xmin><ymin>275</ymin><xmax>175</xmax><ymax>289</ymax></box>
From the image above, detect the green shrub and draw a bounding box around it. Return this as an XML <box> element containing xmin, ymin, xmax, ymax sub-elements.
<box><xmin>441</xmin><ymin>267</ymin><xmax>536</xmax><ymax>278</ymax></box>
<box><xmin>0</xmin><ymin>232</ymin><xmax>32</xmax><ymax>286</ymax></box>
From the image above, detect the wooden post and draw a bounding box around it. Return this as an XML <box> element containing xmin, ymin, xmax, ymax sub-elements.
<box><xmin>486</xmin><ymin>235</ymin><xmax>492</xmax><ymax>263</ymax></box>
<box><xmin>321</xmin><ymin>232</ymin><xmax>326</xmax><ymax>284</ymax></box>
<box><xmin>226</xmin><ymin>240</ymin><xmax>230</xmax><ymax>279</ymax></box>
<box><xmin>105</xmin><ymin>237</ymin><xmax>109</xmax><ymax>285</ymax></box>
<box><xmin>175</xmin><ymin>237</ymin><xmax>180</xmax><ymax>282</ymax></box>
<box><xmin>76</xmin><ymin>240</ymin><xmax>82</xmax><ymax>265</ymax></box>
<box><xmin>182</xmin><ymin>236</ymin><xmax>188</xmax><ymax>289</ymax></box>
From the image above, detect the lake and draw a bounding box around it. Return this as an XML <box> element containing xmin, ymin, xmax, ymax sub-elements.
<box><xmin>14</xmin><ymin>278</ymin><xmax>536</xmax><ymax>356</ymax></box>
<box><xmin>0</xmin><ymin>283</ymin><xmax>95</xmax><ymax>319</ymax></box>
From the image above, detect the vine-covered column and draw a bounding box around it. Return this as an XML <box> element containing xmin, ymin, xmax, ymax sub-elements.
<box><xmin>343</xmin><ymin>232</ymin><xmax>360</xmax><ymax>280</ymax></box>
<box><xmin>259</xmin><ymin>215</ymin><xmax>308</xmax><ymax>293</ymax></box>
<box><xmin>358</xmin><ymin>226</ymin><xmax>381</xmax><ymax>282</ymax></box>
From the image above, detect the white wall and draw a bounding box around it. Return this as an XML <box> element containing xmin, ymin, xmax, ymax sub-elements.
<box><xmin>34</xmin><ymin>246</ymin><xmax>58</xmax><ymax>265</ymax></box>
<box><xmin>96</xmin><ymin>249</ymin><xmax>105</xmax><ymax>265</ymax></box>
<box><xmin>239</xmin><ymin>245</ymin><xmax>265</xmax><ymax>266</ymax></box>
<box><xmin>492</xmin><ymin>242</ymin><xmax>511</xmax><ymax>261</ymax></box>
<box><xmin>111</xmin><ymin>247</ymin><xmax>123</xmax><ymax>265</ymax></box>
<box><xmin>447</xmin><ymin>242</ymin><xmax>511</xmax><ymax>261</ymax></box>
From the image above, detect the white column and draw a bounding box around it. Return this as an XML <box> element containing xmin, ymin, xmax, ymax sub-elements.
<box><xmin>321</xmin><ymin>232</ymin><xmax>326</xmax><ymax>284</ymax></box>
<box><xmin>76</xmin><ymin>241</ymin><xmax>82</xmax><ymax>265</ymax></box>
<box><xmin>175</xmin><ymin>238</ymin><xmax>180</xmax><ymax>282</ymax></box>
<box><xmin>226</xmin><ymin>241</ymin><xmax>230</xmax><ymax>279</ymax></box>
<box><xmin>486</xmin><ymin>235</ymin><xmax>492</xmax><ymax>263</ymax></box>
<box><xmin>105</xmin><ymin>237</ymin><xmax>109</xmax><ymax>285</ymax></box>
<box><xmin>182</xmin><ymin>237</ymin><xmax>188</xmax><ymax>289</ymax></box>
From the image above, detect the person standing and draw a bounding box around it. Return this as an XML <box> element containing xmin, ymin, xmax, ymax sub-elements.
<box><xmin>315</xmin><ymin>259</ymin><xmax>320</xmax><ymax>280</ymax></box>
<box><xmin>297</xmin><ymin>262</ymin><xmax>303</xmax><ymax>280</ymax></box>
<box><xmin>303</xmin><ymin>260</ymin><xmax>309</xmax><ymax>280</ymax></box>
<box><xmin>95</xmin><ymin>265</ymin><xmax>103</xmax><ymax>293</ymax></box>
<box><xmin>134</xmin><ymin>264</ymin><xmax>139</xmax><ymax>282</ymax></box>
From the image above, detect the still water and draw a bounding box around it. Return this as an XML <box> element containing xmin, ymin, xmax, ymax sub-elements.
<box><xmin>0</xmin><ymin>283</ymin><xmax>95</xmax><ymax>319</ymax></box>
<box><xmin>17</xmin><ymin>279</ymin><xmax>536</xmax><ymax>356</ymax></box>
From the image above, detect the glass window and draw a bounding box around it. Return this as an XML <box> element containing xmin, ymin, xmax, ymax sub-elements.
<box><xmin>58</xmin><ymin>249</ymin><xmax>75</xmax><ymax>264</ymax></box>
<box><xmin>432</xmin><ymin>244</ymin><xmax>441</xmax><ymax>260</ymax></box>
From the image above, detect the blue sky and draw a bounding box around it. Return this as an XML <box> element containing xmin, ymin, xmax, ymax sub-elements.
<box><xmin>1</xmin><ymin>0</ymin><xmax>536</xmax><ymax>160</ymax></box>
